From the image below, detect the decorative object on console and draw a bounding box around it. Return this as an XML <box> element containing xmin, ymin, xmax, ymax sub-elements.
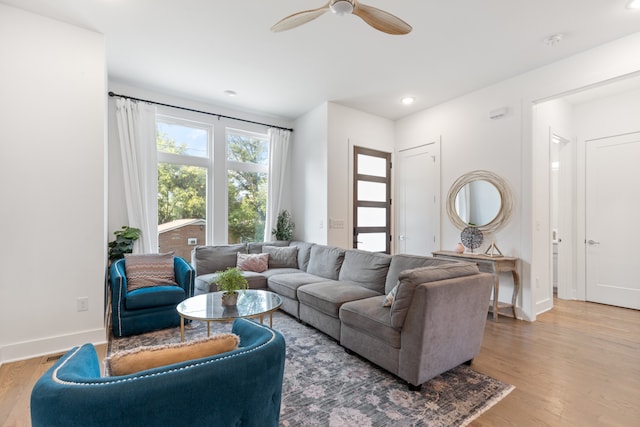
<box><xmin>461</xmin><ymin>226</ymin><xmax>484</xmax><ymax>253</ymax></box>
<box><xmin>455</xmin><ymin>242</ymin><xmax>465</xmax><ymax>254</ymax></box>
<box><xmin>211</xmin><ymin>267</ymin><xmax>248</xmax><ymax>306</ymax></box>
<box><xmin>484</xmin><ymin>241</ymin><xmax>503</xmax><ymax>257</ymax></box>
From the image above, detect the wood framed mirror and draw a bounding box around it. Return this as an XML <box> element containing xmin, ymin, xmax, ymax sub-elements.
<box><xmin>446</xmin><ymin>170</ymin><xmax>512</xmax><ymax>234</ymax></box>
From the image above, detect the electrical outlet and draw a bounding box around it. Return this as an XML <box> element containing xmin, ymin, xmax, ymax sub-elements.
<box><xmin>77</xmin><ymin>297</ymin><xmax>89</xmax><ymax>312</ymax></box>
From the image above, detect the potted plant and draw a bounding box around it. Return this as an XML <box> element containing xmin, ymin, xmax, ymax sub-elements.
<box><xmin>212</xmin><ymin>267</ymin><xmax>248</xmax><ymax>306</ymax></box>
<box><xmin>272</xmin><ymin>210</ymin><xmax>294</xmax><ymax>241</ymax></box>
<box><xmin>108</xmin><ymin>226</ymin><xmax>142</xmax><ymax>262</ymax></box>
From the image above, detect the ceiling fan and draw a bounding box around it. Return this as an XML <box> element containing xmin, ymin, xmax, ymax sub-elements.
<box><xmin>271</xmin><ymin>0</ymin><xmax>412</xmax><ymax>35</ymax></box>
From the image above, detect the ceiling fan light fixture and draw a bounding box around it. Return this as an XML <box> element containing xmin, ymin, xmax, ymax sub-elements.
<box><xmin>330</xmin><ymin>0</ymin><xmax>354</xmax><ymax>16</ymax></box>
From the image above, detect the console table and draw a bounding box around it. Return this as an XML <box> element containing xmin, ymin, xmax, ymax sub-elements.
<box><xmin>432</xmin><ymin>251</ymin><xmax>520</xmax><ymax>322</ymax></box>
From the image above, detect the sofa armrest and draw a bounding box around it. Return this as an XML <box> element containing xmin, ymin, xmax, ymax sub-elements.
<box><xmin>398</xmin><ymin>272</ymin><xmax>493</xmax><ymax>386</ymax></box>
<box><xmin>174</xmin><ymin>256</ymin><xmax>195</xmax><ymax>298</ymax></box>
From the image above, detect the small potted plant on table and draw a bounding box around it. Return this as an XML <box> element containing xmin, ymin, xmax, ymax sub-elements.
<box><xmin>212</xmin><ymin>267</ymin><xmax>248</xmax><ymax>306</ymax></box>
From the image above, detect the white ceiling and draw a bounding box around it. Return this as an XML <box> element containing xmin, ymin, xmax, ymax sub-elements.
<box><xmin>3</xmin><ymin>0</ymin><xmax>640</xmax><ymax>120</ymax></box>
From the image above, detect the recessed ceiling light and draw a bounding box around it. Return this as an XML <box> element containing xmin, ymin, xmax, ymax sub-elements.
<box><xmin>627</xmin><ymin>0</ymin><xmax>640</xmax><ymax>9</ymax></box>
<box><xmin>401</xmin><ymin>96</ymin><xmax>415</xmax><ymax>105</ymax></box>
<box><xmin>224</xmin><ymin>90</ymin><xmax>237</xmax><ymax>97</ymax></box>
<box><xmin>543</xmin><ymin>33</ymin><xmax>564</xmax><ymax>46</ymax></box>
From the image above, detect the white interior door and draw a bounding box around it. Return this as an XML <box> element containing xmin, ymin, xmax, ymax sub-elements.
<box><xmin>395</xmin><ymin>142</ymin><xmax>440</xmax><ymax>255</ymax></box>
<box><xmin>585</xmin><ymin>132</ymin><xmax>640</xmax><ymax>309</ymax></box>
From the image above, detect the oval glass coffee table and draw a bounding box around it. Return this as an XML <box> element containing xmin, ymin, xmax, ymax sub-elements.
<box><xmin>176</xmin><ymin>290</ymin><xmax>283</xmax><ymax>342</ymax></box>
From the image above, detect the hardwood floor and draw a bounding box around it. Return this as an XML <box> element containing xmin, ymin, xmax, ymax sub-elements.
<box><xmin>1</xmin><ymin>299</ymin><xmax>637</xmax><ymax>427</ymax></box>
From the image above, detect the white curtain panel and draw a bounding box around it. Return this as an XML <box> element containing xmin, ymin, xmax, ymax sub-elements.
<box><xmin>264</xmin><ymin>128</ymin><xmax>291</xmax><ymax>241</ymax></box>
<box><xmin>115</xmin><ymin>98</ymin><xmax>158</xmax><ymax>253</ymax></box>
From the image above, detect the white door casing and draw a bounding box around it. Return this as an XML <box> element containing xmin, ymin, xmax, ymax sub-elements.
<box><xmin>395</xmin><ymin>141</ymin><xmax>440</xmax><ymax>255</ymax></box>
<box><xmin>585</xmin><ymin>131</ymin><xmax>640</xmax><ymax>310</ymax></box>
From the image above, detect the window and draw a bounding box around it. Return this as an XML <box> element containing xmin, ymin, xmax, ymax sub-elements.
<box><xmin>156</xmin><ymin>116</ymin><xmax>211</xmax><ymax>259</ymax></box>
<box><xmin>155</xmin><ymin>114</ymin><xmax>270</xmax><ymax>252</ymax></box>
<box><xmin>226</xmin><ymin>129</ymin><xmax>269</xmax><ymax>244</ymax></box>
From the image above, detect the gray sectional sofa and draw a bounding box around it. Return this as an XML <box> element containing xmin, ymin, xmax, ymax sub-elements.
<box><xmin>192</xmin><ymin>240</ymin><xmax>493</xmax><ymax>390</ymax></box>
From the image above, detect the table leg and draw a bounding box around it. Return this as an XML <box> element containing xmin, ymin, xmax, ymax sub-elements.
<box><xmin>180</xmin><ymin>316</ymin><xmax>185</xmax><ymax>343</ymax></box>
<box><xmin>259</xmin><ymin>314</ymin><xmax>264</xmax><ymax>324</ymax></box>
<box><xmin>511</xmin><ymin>270</ymin><xmax>520</xmax><ymax>319</ymax></box>
<box><xmin>269</xmin><ymin>312</ymin><xmax>273</xmax><ymax>328</ymax></box>
<box><xmin>493</xmin><ymin>274</ymin><xmax>500</xmax><ymax>322</ymax></box>
<box><xmin>207</xmin><ymin>321</ymin><xmax>210</xmax><ymax>337</ymax></box>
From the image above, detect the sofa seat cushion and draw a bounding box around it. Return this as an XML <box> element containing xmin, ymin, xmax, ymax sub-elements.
<box><xmin>261</xmin><ymin>268</ymin><xmax>304</xmax><ymax>278</ymax></box>
<box><xmin>267</xmin><ymin>272</ymin><xmax>327</xmax><ymax>300</ymax></box>
<box><xmin>338</xmin><ymin>249</ymin><xmax>391</xmax><ymax>293</ymax></box>
<box><xmin>125</xmin><ymin>285</ymin><xmax>186</xmax><ymax>310</ymax></box>
<box><xmin>340</xmin><ymin>296</ymin><xmax>401</xmax><ymax>347</ymax></box>
<box><xmin>297</xmin><ymin>281</ymin><xmax>381</xmax><ymax>318</ymax></box>
<box><xmin>195</xmin><ymin>271</ymin><xmax>267</xmax><ymax>294</ymax></box>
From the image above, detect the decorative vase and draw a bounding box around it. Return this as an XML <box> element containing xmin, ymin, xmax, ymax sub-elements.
<box><xmin>221</xmin><ymin>292</ymin><xmax>238</xmax><ymax>306</ymax></box>
<box><xmin>455</xmin><ymin>242</ymin><xmax>465</xmax><ymax>254</ymax></box>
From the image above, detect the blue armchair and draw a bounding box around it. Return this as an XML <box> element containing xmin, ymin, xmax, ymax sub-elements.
<box><xmin>31</xmin><ymin>318</ymin><xmax>286</xmax><ymax>427</ymax></box>
<box><xmin>110</xmin><ymin>256</ymin><xmax>195</xmax><ymax>337</ymax></box>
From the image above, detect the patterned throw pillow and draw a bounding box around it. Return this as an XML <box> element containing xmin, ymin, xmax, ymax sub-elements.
<box><xmin>382</xmin><ymin>283</ymin><xmax>399</xmax><ymax>307</ymax></box>
<box><xmin>124</xmin><ymin>252</ymin><xmax>177</xmax><ymax>292</ymax></box>
<box><xmin>106</xmin><ymin>333</ymin><xmax>240</xmax><ymax>375</ymax></box>
<box><xmin>236</xmin><ymin>252</ymin><xmax>269</xmax><ymax>273</ymax></box>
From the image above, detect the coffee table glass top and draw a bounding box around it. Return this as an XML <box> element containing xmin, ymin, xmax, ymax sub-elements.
<box><xmin>177</xmin><ymin>290</ymin><xmax>282</xmax><ymax>322</ymax></box>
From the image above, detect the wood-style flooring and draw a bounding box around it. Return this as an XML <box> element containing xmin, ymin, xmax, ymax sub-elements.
<box><xmin>1</xmin><ymin>299</ymin><xmax>638</xmax><ymax>427</ymax></box>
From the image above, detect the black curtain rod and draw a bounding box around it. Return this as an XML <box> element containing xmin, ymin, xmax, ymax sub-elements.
<box><xmin>108</xmin><ymin>91</ymin><xmax>293</xmax><ymax>132</ymax></box>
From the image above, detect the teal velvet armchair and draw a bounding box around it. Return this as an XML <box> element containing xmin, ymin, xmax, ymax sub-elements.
<box><xmin>31</xmin><ymin>318</ymin><xmax>286</xmax><ymax>427</ymax></box>
<box><xmin>110</xmin><ymin>256</ymin><xmax>194</xmax><ymax>337</ymax></box>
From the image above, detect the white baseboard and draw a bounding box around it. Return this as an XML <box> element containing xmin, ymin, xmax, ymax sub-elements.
<box><xmin>0</xmin><ymin>328</ymin><xmax>107</xmax><ymax>365</ymax></box>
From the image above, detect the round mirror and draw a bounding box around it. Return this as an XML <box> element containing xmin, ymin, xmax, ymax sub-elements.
<box><xmin>446</xmin><ymin>170</ymin><xmax>512</xmax><ymax>233</ymax></box>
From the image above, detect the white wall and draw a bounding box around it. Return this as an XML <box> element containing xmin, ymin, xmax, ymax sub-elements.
<box><xmin>290</xmin><ymin>102</ymin><xmax>395</xmax><ymax>248</ymax></box>
<box><xmin>291</xmin><ymin>103</ymin><xmax>329</xmax><ymax>244</ymax></box>
<box><xmin>397</xmin><ymin>32</ymin><xmax>640</xmax><ymax>321</ymax></box>
<box><xmin>326</xmin><ymin>103</ymin><xmax>395</xmax><ymax>249</ymax></box>
<box><xmin>0</xmin><ymin>5</ymin><xmax>107</xmax><ymax>363</ymax></box>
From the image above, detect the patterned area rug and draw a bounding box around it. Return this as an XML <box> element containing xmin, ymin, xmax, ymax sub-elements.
<box><xmin>108</xmin><ymin>311</ymin><xmax>514</xmax><ymax>427</ymax></box>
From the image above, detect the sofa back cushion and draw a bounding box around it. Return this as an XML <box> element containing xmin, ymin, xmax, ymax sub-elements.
<box><xmin>192</xmin><ymin>244</ymin><xmax>247</xmax><ymax>275</ymax></box>
<box><xmin>263</xmin><ymin>245</ymin><xmax>298</xmax><ymax>268</ymax></box>
<box><xmin>306</xmin><ymin>245</ymin><xmax>345</xmax><ymax>280</ymax></box>
<box><xmin>390</xmin><ymin>262</ymin><xmax>479</xmax><ymax>329</ymax></box>
<box><xmin>338</xmin><ymin>249</ymin><xmax>392</xmax><ymax>293</ymax></box>
<box><xmin>384</xmin><ymin>254</ymin><xmax>454</xmax><ymax>294</ymax></box>
<box><xmin>290</xmin><ymin>241</ymin><xmax>314</xmax><ymax>271</ymax></box>
<box><xmin>247</xmin><ymin>240</ymin><xmax>289</xmax><ymax>254</ymax></box>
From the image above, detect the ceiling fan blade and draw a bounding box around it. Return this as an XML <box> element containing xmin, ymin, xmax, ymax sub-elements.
<box><xmin>271</xmin><ymin>3</ymin><xmax>330</xmax><ymax>32</ymax></box>
<box><xmin>353</xmin><ymin>2</ymin><xmax>412</xmax><ymax>35</ymax></box>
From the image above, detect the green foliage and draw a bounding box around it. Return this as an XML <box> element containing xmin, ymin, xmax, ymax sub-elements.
<box><xmin>272</xmin><ymin>210</ymin><xmax>294</xmax><ymax>240</ymax></box>
<box><xmin>108</xmin><ymin>226</ymin><xmax>141</xmax><ymax>261</ymax></box>
<box><xmin>157</xmin><ymin>132</ymin><xmax>206</xmax><ymax>225</ymax></box>
<box><xmin>156</xmin><ymin>131</ymin><xmax>267</xmax><ymax>245</ymax></box>
<box><xmin>212</xmin><ymin>267</ymin><xmax>248</xmax><ymax>295</ymax></box>
<box><xmin>227</xmin><ymin>134</ymin><xmax>268</xmax><ymax>243</ymax></box>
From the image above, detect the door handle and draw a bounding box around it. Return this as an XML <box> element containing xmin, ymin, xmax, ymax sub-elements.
<box><xmin>587</xmin><ymin>239</ymin><xmax>600</xmax><ymax>245</ymax></box>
